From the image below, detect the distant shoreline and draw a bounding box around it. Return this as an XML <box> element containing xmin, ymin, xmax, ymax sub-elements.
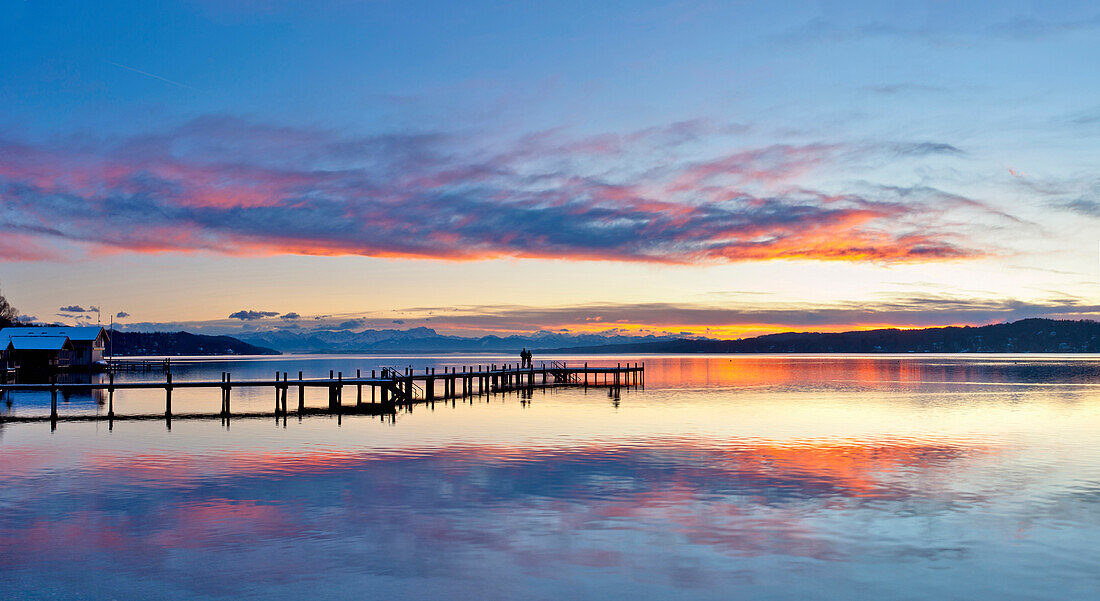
<box><xmin>103</xmin><ymin>318</ymin><xmax>1100</xmax><ymax>356</ymax></box>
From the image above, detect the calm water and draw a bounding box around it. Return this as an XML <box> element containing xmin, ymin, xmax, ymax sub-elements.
<box><xmin>1</xmin><ymin>355</ymin><xmax>1098</xmax><ymax>600</ymax></box>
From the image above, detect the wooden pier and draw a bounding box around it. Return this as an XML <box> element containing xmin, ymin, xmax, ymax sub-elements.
<box><xmin>0</xmin><ymin>361</ymin><xmax>643</xmax><ymax>426</ymax></box>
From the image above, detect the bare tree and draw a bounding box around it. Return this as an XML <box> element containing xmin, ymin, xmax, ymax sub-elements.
<box><xmin>0</xmin><ymin>285</ymin><xmax>18</xmax><ymax>327</ymax></box>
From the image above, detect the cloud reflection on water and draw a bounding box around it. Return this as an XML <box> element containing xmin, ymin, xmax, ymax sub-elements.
<box><xmin>0</xmin><ymin>437</ymin><xmax>989</xmax><ymax>595</ymax></box>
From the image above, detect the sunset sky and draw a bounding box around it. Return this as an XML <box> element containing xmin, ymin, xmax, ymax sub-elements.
<box><xmin>1</xmin><ymin>0</ymin><xmax>1098</xmax><ymax>338</ymax></box>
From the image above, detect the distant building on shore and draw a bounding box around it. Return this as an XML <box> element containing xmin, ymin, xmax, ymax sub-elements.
<box><xmin>0</xmin><ymin>327</ymin><xmax>109</xmax><ymax>375</ymax></box>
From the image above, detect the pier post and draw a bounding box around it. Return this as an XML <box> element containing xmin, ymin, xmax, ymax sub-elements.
<box><xmin>357</xmin><ymin>369</ymin><xmax>363</xmax><ymax>406</ymax></box>
<box><xmin>108</xmin><ymin>373</ymin><xmax>115</xmax><ymax>419</ymax></box>
<box><xmin>165</xmin><ymin>373</ymin><xmax>173</xmax><ymax>418</ymax></box>
<box><xmin>50</xmin><ymin>376</ymin><xmax>58</xmax><ymax>421</ymax></box>
<box><xmin>281</xmin><ymin>372</ymin><xmax>288</xmax><ymax>414</ymax></box>
<box><xmin>297</xmin><ymin>371</ymin><xmax>304</xmax><ymax>412</ymax></box>
<box><xmin>225</xmin><ymin>373</ymin><xmax>232</xmax><ymax>417</ymax></box>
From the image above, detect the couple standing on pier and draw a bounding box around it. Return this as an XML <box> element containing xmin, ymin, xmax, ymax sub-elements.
<box><xmin>520</xmin><ymin>348</ymin><xmax>533</xmax><ymax>369</ymax></box>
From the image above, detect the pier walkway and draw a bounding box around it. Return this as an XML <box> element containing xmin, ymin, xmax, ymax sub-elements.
<box><xmin>0</xmin><ymin>361</ymin><xmax>644</xmax><ymax>426</ymax></box>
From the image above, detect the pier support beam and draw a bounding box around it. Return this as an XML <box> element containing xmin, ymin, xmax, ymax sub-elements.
<box><xmin>107</xmin><ymin>373</ymin><xmax>115</xmax><ymax>419</ymax></box>
<box><xmin>165</xmin><ymin>373</ymin><xmax>173</xmax><ymax>419</ymax></box>
<box><xmin>298</xmin><ymin>372</ymin><xmax>304</xmax><ymax>413</ymax></box>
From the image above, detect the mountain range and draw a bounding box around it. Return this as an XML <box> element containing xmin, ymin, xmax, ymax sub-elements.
<box><xmin>238</xmin><ymin>327</ymin><xmax>681</xmax><ymax>354</ymax></box>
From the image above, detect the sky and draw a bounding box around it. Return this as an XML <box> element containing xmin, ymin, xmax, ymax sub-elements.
<box><xmin>1</xmin><ymin>0</ymin><xmax>1098</xmax><ymax>338</ymax></box>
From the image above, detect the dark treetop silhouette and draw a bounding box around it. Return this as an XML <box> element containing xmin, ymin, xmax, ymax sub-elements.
<box><xmin>0</xmin><ymin>285</ymin><xmax>18</xmax><ymax>328</ymax></box>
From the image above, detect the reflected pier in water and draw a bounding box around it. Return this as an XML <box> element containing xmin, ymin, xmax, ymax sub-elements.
<box><xmin>0</xmin><ymin>361</ymin><xmax>643</xmax><ymax>425</ymax></box>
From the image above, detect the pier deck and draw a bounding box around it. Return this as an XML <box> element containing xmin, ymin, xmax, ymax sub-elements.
<box><xmin>0</xmin><ymin>361</ymin><xmax>644</xmax><ymax>425</ymax></box>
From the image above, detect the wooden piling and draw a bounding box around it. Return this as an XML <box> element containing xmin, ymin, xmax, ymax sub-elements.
<box><xmin>224</xmin><ymin>373</ymin><xmax>232</xmax><ymax>417</ymax></box>
<box><xmin>107</xmin><ymin>373</ymin><xmax>115</xmax><ymax>419</ymax></box>
<box><xmin>165</xmin><ymin>373</ymin><xmax>173</xmax><ymax>418</ymax></box>
<box><xmin>298</xmin><ymin>371</ymin><xmax>304</xmax><ymax>412</ymax></box>
<box><xmin>281</xmin><ymin>373</ymin><xmax>287</xmax><ymax>414</ymax></box>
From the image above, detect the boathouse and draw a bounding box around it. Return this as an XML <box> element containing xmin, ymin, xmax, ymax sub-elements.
<box><xmin>2</xmin><ymin>335</ymin><xmax>74</xmax><ymax>375</ymax></box>
<box><xmin>0</xmin><ymin>327</ymin><xmax>109</xmax><ymax>370</ymax></box>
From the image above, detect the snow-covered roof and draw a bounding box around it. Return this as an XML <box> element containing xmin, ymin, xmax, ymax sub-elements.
<box><xmin>0</xmin><ymin>326</ymin><xmax>107</xmax><ymax>343</ymax></box>
<box><xmin>5</xmin><ymin>336</ymin><xmax>73</xmax><ymax>351</ymax></box>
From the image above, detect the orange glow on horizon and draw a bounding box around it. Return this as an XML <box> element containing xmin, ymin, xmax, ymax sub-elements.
<box><xmin>431</xmin><ymin>321</ymin><xmax>988</xmax><ymax>340</ymax></box>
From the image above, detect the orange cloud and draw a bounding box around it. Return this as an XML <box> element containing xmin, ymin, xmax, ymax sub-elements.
<box><xmin>0</xmin><ymin>116</ymin><xmax>994</xmax><ymax>265</ymax></box>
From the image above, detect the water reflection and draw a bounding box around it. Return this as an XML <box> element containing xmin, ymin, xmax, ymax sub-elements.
<box><xmin>0</xmin><ymin>438</ymin><xmax>990</xmax><ymax>591</ymax></box>
<box><xmin>0</xmin><ymin>356</ymin><xmax>1098</xmax><ymax>600</ymax></box>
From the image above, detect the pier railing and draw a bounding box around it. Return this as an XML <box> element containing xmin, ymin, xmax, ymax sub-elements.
<box><xmin>548</xmin><ymin>360</ymin><xmax>578</xmax><ymax>383</ymax></box>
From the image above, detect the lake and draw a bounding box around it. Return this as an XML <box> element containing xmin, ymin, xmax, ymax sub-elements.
<box><xmin>1</xmin><ymin>354</ymin><xmax>1098</xmax><ymax>600</ymax></box>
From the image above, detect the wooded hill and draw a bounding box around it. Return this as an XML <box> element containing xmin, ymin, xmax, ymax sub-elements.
<box><xmin>108</xmin><ymin>331</ymin><xmax>280</xmax><ymax>356</ymax></box>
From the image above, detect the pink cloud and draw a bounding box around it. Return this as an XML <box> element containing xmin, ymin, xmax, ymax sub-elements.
<box><xmin>0</xmin><ymin>117</ymin><xmax>990</xmax><ymax>264</ymax></box>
